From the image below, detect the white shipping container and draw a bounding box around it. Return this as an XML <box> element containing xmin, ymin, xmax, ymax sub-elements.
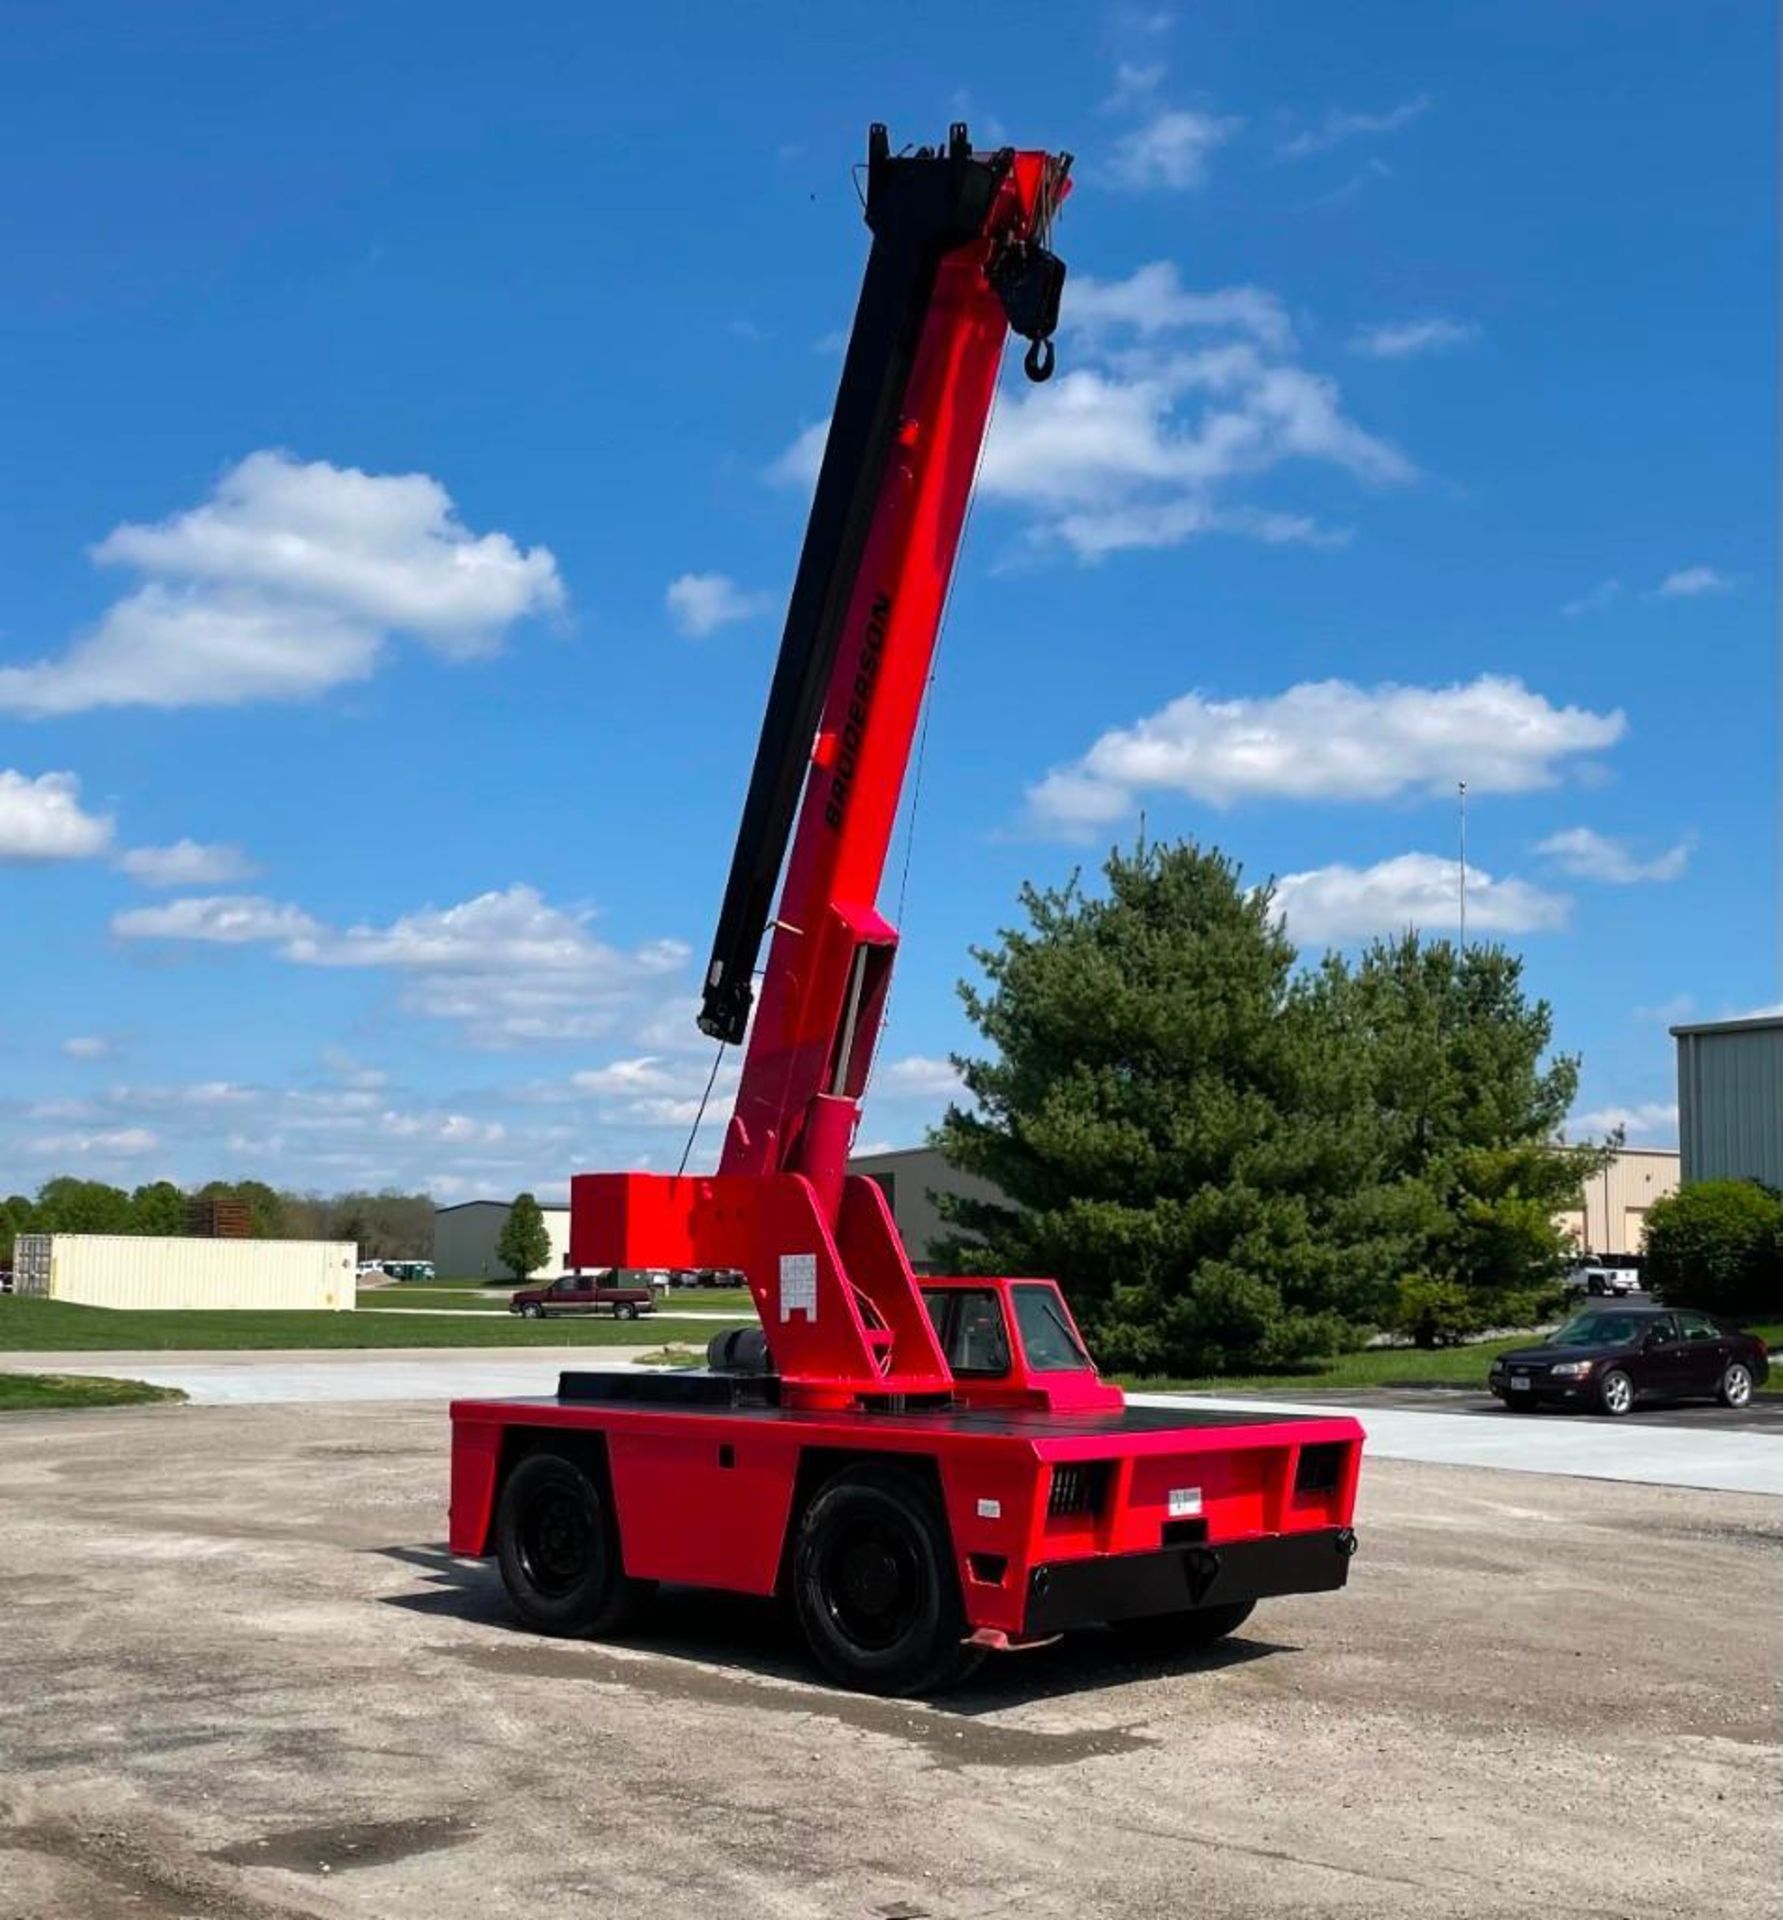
<box><xmin>12</xmin><ymin>1234</ymin><xmax>357</xmax><ymax>1312</ymax></box>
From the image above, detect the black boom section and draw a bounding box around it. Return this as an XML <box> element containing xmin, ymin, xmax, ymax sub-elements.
<box><xmin>696</xmin><ymin>124</ymin><xmax>1011</xmax><ymax>1045</ymax></box>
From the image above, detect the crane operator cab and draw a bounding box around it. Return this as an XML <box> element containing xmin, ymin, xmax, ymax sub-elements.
<box><xmin>918</xmin><ymin>1277</ymin><xmax>1124</xmax><ymax>1413</ymax></box>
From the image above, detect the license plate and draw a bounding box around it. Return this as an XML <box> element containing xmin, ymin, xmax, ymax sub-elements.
<box><xmin>1510</xmin><ymin>1376</ymin><xmax>1531</xmax><ymax>1392</ymax></box>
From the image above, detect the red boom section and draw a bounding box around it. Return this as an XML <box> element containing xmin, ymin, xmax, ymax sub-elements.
<box><xmin>723</xmin><ymin>156</ymin><xmax>1058</xmax><ymax>1193</ymax></box>
<box><xmin>574</xmin><ymin>147</ymin><xmax>1067</xmax><ymax>1402</ymax></box>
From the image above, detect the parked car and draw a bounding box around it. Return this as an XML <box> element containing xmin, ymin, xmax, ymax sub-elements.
<box><xmin>1489</xmin><ymin>1306</ymin><xmax>1768</xmax><ymax>1416</ymax></box>
<box><xmin>1564</xmin><ymin>1259</ymin><xmax>1641</xmax><ymax>1297</ymax></box>
<box><xmin>509</xmin><ymin>1271</ymin><xmax>656</xmax><ymax>1322</ymax></box>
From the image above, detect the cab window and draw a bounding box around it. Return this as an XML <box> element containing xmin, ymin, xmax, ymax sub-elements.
<box><xmin>922</xmin><ymin>1288</ymin><xmax>1011</xmax><ymax>1376</ymax></box>
<box><xmin>1011</xmin><ymin>1284</ymin><xmax>1091</xmax><ymax>1372</ymax></box>
<box><xmin>1677</xmin><ymin>1311</ymin><xmax>1720</xmax><ymax>1342</ymax></box>
<box><xmin>550</xmin><ymin>1275</ymin><xmax>581</xmax><ymax>1295</ymax></box>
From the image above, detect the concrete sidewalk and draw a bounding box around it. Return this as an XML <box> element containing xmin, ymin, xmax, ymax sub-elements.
<box><xmin>6</xmin><ymin>1346</ymin><xmax>1780</xmax><ymax>1494</ymax></box>
<box><xmin>1134</xmin><ymin>1391</ymin><xmax>1783</xmax><ymax>1497</ymax></box>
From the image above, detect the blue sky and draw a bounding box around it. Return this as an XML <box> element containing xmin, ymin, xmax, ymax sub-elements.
<box><xmin>1</xmin><ymin>2</ymin><xmax>1773</xmax><ymax>1201</ymax></box>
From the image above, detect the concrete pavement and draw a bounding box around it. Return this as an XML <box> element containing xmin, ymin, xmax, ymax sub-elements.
<box><xmin>6</xmin><ymin>1344</ymin><xmax>1781</xmax><ymax>1494</ymax></box>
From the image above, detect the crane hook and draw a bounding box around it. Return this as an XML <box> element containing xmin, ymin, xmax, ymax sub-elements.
<box><xmin>1024</xmin><ymin>335</ymin><xmax>1056</xmax><ymax>383</ymax></box>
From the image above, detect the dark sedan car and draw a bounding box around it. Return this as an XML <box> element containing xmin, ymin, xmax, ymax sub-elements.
<box><xmin>1489</xmin><ymin>1306</ymin><xmax>1769</xmax><ymax>1416</ymax></box>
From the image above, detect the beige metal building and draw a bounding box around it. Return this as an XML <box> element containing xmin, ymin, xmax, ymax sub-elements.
<box><xmin>1674</xmin><ymin>1013</ymin><xmax>1783</xmax><ymax>1187</ymax></box>
<box><xmin>12</xmin><ymin>1234</ymin><xmax>355</xmax><ymax>1311</ymax></box>
<box><xmin>854</xmin><ymin>1143</ymin><xmax>1680</xmax><ymax>1272</ymax></box>
<box><xmin>1554</xmin><ymin>1147</ymin><xmax>1680</xmax><ymax>1260</ymax></box>
<box><xmin>433</xmin><ymin>1199</ymin><xmax>570</xmax><ymax>1281</ymax></box>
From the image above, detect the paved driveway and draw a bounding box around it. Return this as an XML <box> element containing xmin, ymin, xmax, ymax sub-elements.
<box><xmin>7</xmin><ymin>1345</ymin><xmax>1781</xmax><ymax>1495</ymax></box>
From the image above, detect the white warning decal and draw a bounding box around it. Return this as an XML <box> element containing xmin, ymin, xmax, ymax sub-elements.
<box><xmin>1168</xmin><ymin>1486</ymin><xmax>1203</xmax><ymax>1518</ymax></box>
<box><xmin>780</xmin><ymin>1252</ymin><xmax>818</xmax><ymax>1322</ymax></box>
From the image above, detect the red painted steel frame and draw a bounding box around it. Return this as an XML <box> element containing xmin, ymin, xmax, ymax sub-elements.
<box><xmin>449</xmin><ymin>1396</ymin><xmax>1364</xmax><ymax>1640</ymax></box>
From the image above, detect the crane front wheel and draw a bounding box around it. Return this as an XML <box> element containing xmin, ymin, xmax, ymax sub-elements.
<box><xmin>495</xmin><ymin>1452</ymin><xmax>652</xmax><ymax>1637</ymax></box>
<box><xmin>793</xmin><ymin>1465</ymin><xmax>984</xmax><ymax>1697</ymax></box>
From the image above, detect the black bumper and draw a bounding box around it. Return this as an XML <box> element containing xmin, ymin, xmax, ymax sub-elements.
<box><xmin>1022</xmin><ymin>1526</ymin><xmax>1357</xmax><ymax>1636</ymax></box>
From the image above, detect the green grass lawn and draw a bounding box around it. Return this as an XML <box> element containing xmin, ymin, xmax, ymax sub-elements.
<box><xmin>358</xmin><ymin>1286</ymin><xmax>758</xmax><ymax>1315</ymax></box>
<box><xmin>0</xmin><ymin>1296</ymin><xmax>754</xmax><ymax>1353</ymax></box>
<box><xmin>0</xmin><ymin>1371</ymin><xmax>187</xmax><ymax>1411</ymax></box>
<box><xmin>359</xmin><ymin>1286</ymin><xmax>514</xmax><ymax>1311</ymax></box>
<box><xmin>1122</xmin><ymin>1323</ymin><xmax>1783</xmax><ymax>1397</ymax></box>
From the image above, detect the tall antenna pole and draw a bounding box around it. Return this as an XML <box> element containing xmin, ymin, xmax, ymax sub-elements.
<box><xmin>1457</xmin><ymin>779</ymin><xmax>1468</xmax><ymax>949</ymax></box>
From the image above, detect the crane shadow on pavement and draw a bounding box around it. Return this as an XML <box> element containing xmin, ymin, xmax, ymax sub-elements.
<box><xmin>369</xmin><ymin>1541</ymin><xmax>1297</xmax><ymax>1718</ymax></box>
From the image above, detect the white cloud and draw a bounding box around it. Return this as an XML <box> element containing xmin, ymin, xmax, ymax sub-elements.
<box><xmin>321</xmin><ymin>1045</ymin><xmax>389</xmax><ymax>1089</ymax></box>
<box><xmin>772</xmin><ymin>280</ymin><xmax>1404</xmax><ymax>561</ymax></box>
<box><xmin>117</xmin><ymin>838</ymin><xmax>258</xmax><ymax>887</ymax></box>
<box><xmin>665</xmin><ymin>572</ymin><xmax>773</xmax><ymax>638</ymax></box>
<box><xmin>1279</xmin><ymin>95</ymin><xmax>1431</xmax><ymax>159</ymax></box>
<box><xmin>1656</xmin><ymin>565</ymin><xmax>1733</xmax><ymax>598</ymax></box>
<box><xmin>21</xmin><ymin>1125</ymin><xmax>159</xmax><ymax>1159</ymax></box>
<box><xmin>1536</xmin><ymin>827</ymin><xmax>1690</xmax><ymax>885</ymax></box>
<box><xmin>1349</xmin><ymin>317</ymin><xmax>1479</xmax><ymax>358</ymax></box>
<box><xmin>1107</xmin><ymin>108</ymin><xmax>1243</xmax><ymax>191</ymax></box>
<box><xmin>1305</xmin><ymin>157</ymin><xmax>1394</xmax><ymax>209</ymax></box>
<box><xmin>1564</xmin><ymin>579</ymin><xmax>1623</xmax><ymax>618</ymax></box>
<box><xmin>1103</xmin><ymin>61</ymin><xmax>1165</xmax><ymax>109</ymax></box>
<box><xmin>873</xmin><ymin>1055</ymin><xmax>965</xmax><ymax>1099</ymax></box>
<box><xmin>0</xmin><ymin>770</ymin><xmax>114</xmax><ymax>861</ymax></box>
<box><xmin>0</xmin><ymin>451</ymin><xmax>564</xmax><ymax>716</ymax></box>
<box><xmin>570</xmin><ymin>1056</ymin><xmax>686</xmax><ymax>1096</ymax></box>
<box><xmin>1027</xmin><ymin>675</ymin><xmax>1624</xmax><ymax>836</ymax></box>
<box><xmin>1273</xmin><ymin>854</ymin><xmax>1570</xmax><ymax>945</ymax></box>
<box><xmin>112</xmin><ymin>894</ymin><xmax>321</xmax><ymax>945</ymax></box>
<box><xmin>111</xmin><ymin>883</ymin><xmax>690</xmax><ymax>1049</ymax></box>
<box><xmin>1069</xmin><ymin>264</ymin><xmax>1294</xmax><ymax>350</ymax></box>
<box><xmin>61</xmin><ymin>1035</ymin><xmax>112</xmax><ymax>1060</ymax></box>
<box><xmin>1570</xmin><ymin>1101</ymin><xmax>1679</xmax><ymax>1142</ymax></box>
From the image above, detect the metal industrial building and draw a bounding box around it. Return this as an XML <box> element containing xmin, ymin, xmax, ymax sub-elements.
<box><xmin>1673</xmin><ymin>1013</ymin><xmax>1783</xmax><ymax>1186</ymax></box>
<box><xmin>433</xmin><ymin>1199</ymin><xmax>571</xmax><ymax>1280</ymax></box>
<box><xmin>848</xmin><ymin>1146</ymin><xmax>1009</xmax><ymax>1273</ymax></box>
<box><xmin>851</xmin><ymin>1143</ymin><xmax>1679</xmax><ymax>1272</ymax></box>
<box><xmin>1553</xmin><ymin>1147</ymin><xmax>1680</xmax><ymax>1259</ymax></box>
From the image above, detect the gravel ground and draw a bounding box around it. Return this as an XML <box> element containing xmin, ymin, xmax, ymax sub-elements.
<box><xmin>0</xmin><ymin>1401</ymin><xmax>1777</xmax><ymax>1920</ymax></box>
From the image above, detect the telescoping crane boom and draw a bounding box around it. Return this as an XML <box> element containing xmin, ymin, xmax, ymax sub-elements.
<box><xmin>448</xmin><ymin>125</ymin><xmax>1364</xmax><ymax>1697</ymax></box>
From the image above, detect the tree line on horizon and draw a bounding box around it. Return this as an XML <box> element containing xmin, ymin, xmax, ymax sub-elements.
<box><xmin>0</xmin><ymin>1179</ymin><xmax>434</xmax><ymax>1265</ymax></box>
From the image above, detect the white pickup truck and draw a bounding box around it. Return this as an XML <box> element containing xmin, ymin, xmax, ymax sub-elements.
<box><xmin>1568</xmin><ymin>1260</ymin><xmax>1641</xmax><ymax>1297</ymax></box>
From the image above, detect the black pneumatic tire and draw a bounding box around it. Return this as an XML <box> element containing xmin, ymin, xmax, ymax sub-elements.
<box><xmin>793</xmin><ymin>1464</ymin><xmax>984</xmax><ymax>1697</ymax></box>
<box><xmin>520</xmin><ymin>1301</ymin><xmax>545</xmax><ymax>1320</ymax></box>
<box><xmin>614</xmin><ymin>1302</ymin><xmax>639</xmax><ymax>1322</ymax></box>
<box><xmin>494</xmin><ymin>1452</ymin><xmax>653</xmax><ymax>1637</ymax></box>
<box><xmin>1117</xmin><ymin>1599</ymin><xmax>1256</xmax><ymax>1653</ymax></box>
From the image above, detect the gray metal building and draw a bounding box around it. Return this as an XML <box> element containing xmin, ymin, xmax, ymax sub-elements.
<box><xmin>1673</xmin><ymin>1013</ymin><xmax>1783</xmax><ymax>1187</ymax></box>
<box><xmin>847</xmin><ymin>1146</ymin><xmax>1009</xmax><ymax>1273</ymax></box>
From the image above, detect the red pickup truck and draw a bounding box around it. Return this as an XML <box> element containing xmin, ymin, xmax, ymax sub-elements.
<box><xmin>509</xmin><ymin>1272</ymin><xmax>657</xmax><ymax>1322</ymax></box>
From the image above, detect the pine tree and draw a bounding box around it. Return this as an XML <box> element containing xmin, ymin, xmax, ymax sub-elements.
<box><xmin>933</xmin><ymin>841</ymin><xmax>1401</xmax><ymax>1376</ymax></box>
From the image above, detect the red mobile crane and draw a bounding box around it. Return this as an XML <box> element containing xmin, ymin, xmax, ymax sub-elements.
<box><xmin>449</xmin><ymin>125</ymin><xmax>1363</xmax><ymax>1695</ymax></box>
